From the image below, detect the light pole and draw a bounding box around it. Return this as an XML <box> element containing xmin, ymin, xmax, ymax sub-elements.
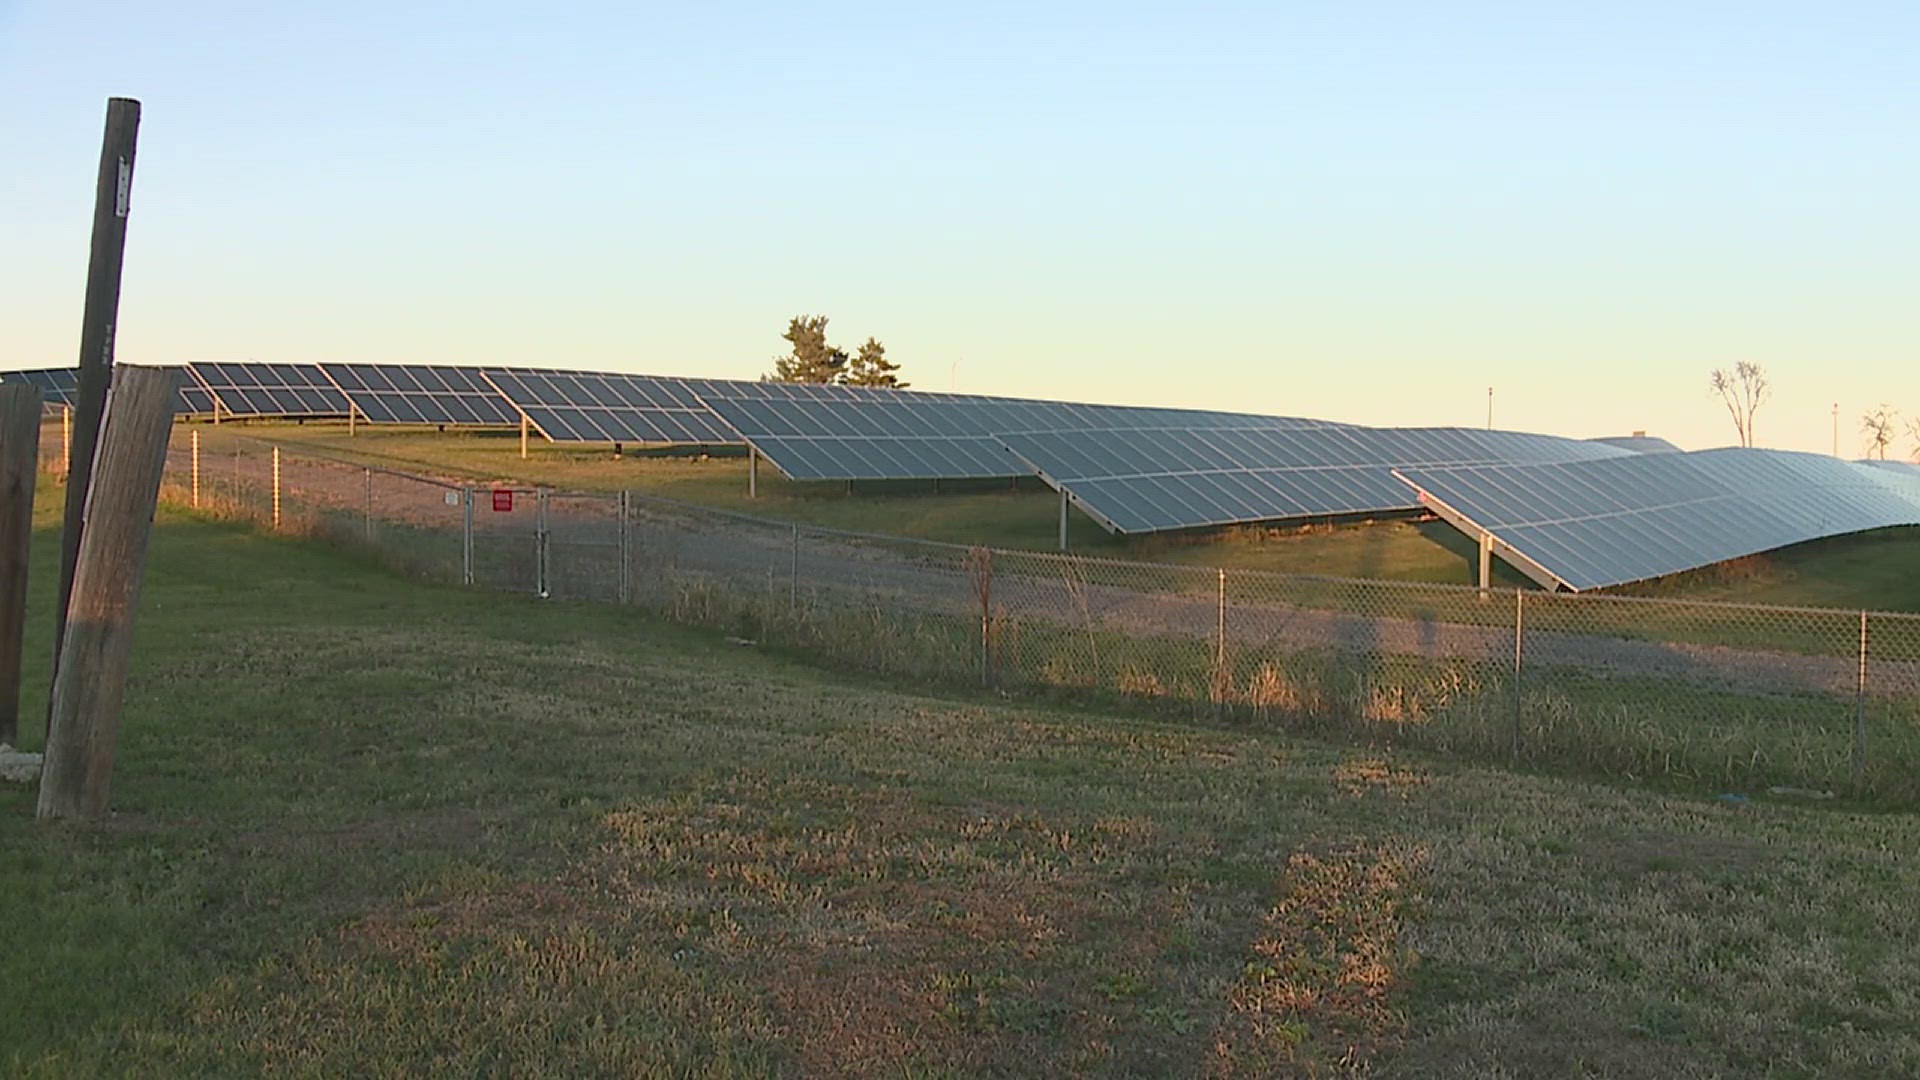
<box><xmin>1486</xmin><ymin>387</ymin><xmax>1493</xmax><ymax>430</ymax></box>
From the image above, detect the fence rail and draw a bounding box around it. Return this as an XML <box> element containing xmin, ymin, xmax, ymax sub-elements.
<box><xmin>102</xmin><ymin>426</ymin><xmax>1920</xmax><ymax>804</ymax></box>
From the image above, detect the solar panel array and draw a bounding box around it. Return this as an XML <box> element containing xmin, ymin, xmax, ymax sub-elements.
<box><xmin>479</xmin><ymin>369</ymin><xmax>740</xmax><ymax>444</ymax></box>
<box><xmin>1397</xmin><ymin>449</ymin><xmax>1920</xmax><ymax>591</ymax></box>
<box><xmin>704</xmin><ymin>391</ymin><xmax>1341</xmax><ymax>482</ymax></box>
<box><xmin>322</xmin><ymin>363</ymin><xmax>522</xmax><ymax>426</ymax></box>
<box><xmin>999</xmin><ymin>425</ymin><xmax>1633</xmax><ymax>534</ymax></box>
<box><xmin>191</xmin><ymin>362</ymin><xmax>352</xmax><ymax>417</ymax></box>
<box><xmin>2</xmin><ymin>365</ymin><xmax>215</xmax><ymax>416</ymax></box>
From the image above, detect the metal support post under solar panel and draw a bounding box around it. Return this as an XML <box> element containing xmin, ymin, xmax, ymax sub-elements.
<box><xmin>1478</xmin><ymin>532</ymin><xmax>1492</xmax><ymax>598</ymax></box>
<box><xmin>748</xmin><ymin>446</ymin><xmax>757</xmax><ymax>498</ymax></box>
<box><xmin>1058</xmin><ymin>488</ymin><xmax>1069</xmax><ymax>551</ymax></box>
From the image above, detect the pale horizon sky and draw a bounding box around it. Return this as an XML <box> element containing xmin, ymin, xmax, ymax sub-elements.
<box><xmin>2</xmin><ymin>2</ymin><xmax>1914</xmax><ymax>457</ymax></box>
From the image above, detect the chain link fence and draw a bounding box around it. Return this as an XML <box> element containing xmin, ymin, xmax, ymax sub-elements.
<box><xmin>135</xmin><ymin>426</ymin><xmax>1920</xmax><ymax>805</ymax></box>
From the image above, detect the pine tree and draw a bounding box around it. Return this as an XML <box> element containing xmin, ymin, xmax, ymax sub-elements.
<box><xmin>843</xmin><ymin>337</ymin><xmax>906</xmax><ymax>388</ymax></box>
<box><xmin>768</xmin><ymin>315</ymin><xmax>848</xmax><ymax>383</ymax></box>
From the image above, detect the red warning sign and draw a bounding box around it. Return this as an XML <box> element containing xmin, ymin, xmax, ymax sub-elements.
<box><xmin>492</xmin><ymin>489</ymin><xmax>514</xmax><ymax>512</ymax></box>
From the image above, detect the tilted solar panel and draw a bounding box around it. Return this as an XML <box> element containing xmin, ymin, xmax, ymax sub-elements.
<box><xmin>321</xmin><ymin>363</ymin><xmax>520</xmax><ymax>426</ymax></box>
<box><xmin>0</xmin><ymin>367</ymin><xmax>77</xmax><ymax>410</ymax></box>
<box><xmin>3</xmin><ymin>365</ymin><xmax>214</xmax><ymax>416</ymax></box>
<box><xmin>701</xmin><ymin>390</ymin><xmax>1341</xmax><ymax>482</ymax></box>
<box><xmin>1588</xmin><ymin>434</ymin><xmax>1683</xmax><ymax>454</ymax></box>
<box><xmin>479</xmin><ymin>369</ymin><xmax>742</xmax><ymax>444</ymax></box>
<box><xmin>188</xmin><ymin>362</ymin><xmax>351</xmax><ymax>417</ymax></box>
<box><xmin>997</xmin><ymin>425</ymin><xmax>1633</xmax><ymax>534</ymax></box>
<box><xmin>1397</xmin><ymin>448</ymin><xmax>1920</xmax><ymax>591</ymax></box>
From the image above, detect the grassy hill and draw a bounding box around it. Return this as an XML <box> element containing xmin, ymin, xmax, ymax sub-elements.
<box><xmin>175</xmin><ymin>421</ymin><xmax>1920</xmax><ymax>609</ymax></box>
<box><xmin>2</xmin><ymin>495</ymin><xmax>1917</xmax><ymax>1073</ymax></box>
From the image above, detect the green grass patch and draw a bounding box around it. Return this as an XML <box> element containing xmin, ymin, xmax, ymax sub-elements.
<box><xmin>3</xmin><ymin>503</ymin><xmax>1917</xmax><ymax>1074</ymax></box>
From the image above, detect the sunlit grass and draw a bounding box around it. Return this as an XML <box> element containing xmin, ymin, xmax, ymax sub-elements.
<box><xmin>1</xmin><ymin>505</ymin><xmax>1917</xmax><ymax>1074</ymax></box>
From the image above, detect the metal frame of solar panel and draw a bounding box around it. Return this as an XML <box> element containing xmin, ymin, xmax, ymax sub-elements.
<box><xmin>1396</xmin><ymin>448</ymin><xmax>1920</xmax><ymax>591</ymax></box>
<box><xmin>997</xmin><ymin>425</ymin><xmax>1632</xmax><ymax>534</ymax></box>
<box><xmin>479</xmin><ymin>369</ymin><xmax>743</xmax><ymax>444</ymax></box>
<box><xmin>321</xmin><ymin>363</ymin><xmax>520</xmax><ymax>426</ymax></box>
<box><xmin>701</xmin><ymin>389</ymin><xmax>1345</xmax><ymax>483</ymax></box>
<box><xmin>188</xmin><ymin>361</ymin><xmax>351</xmax><ymax>418</ymax></box>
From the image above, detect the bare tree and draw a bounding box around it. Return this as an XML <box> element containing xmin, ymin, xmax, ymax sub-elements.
<box><xmin>1905</xmin><ymin>418</ymin><xmax>1920</xmax><ymax>462</ymax></box>
<box><xmin>1707</xmin><ymin>362</ymin><xmax>1770</xmax><ymax>447</ymax></box>
<box><xmin>1862</xmin><ymin>404</ymin><xmax>1899</xmax><ymax>460</ymax></box>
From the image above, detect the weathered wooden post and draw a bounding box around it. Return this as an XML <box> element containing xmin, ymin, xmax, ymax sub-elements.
<box><xmin>0</xmin><ymin>385</ymin><xmax>42</xmax><ymax>748</ymax></box>
<box><xmin>37</xmin><ymin>367</ymin><xmax>177</xmax><ymax>819</ymax></box>
<box><xmin>53</xmin><ymin>97</ymin><xmax>141</xmax><ymax>680</ymax></box>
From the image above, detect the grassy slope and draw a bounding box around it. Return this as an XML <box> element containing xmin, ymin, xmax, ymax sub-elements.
<box><xmin>2</xmin><ymin>503</ymin><xmax>1917</xmax><ymax>1074</ymax></box>
<box><xmin>201</xmin><ymin>421</ymin><xmax>1920</xmax><ymax>608</ymax></box>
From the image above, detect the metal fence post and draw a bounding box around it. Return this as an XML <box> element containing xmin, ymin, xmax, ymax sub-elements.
<box><xmin>1215</xmin><ymin>568</ymin><xmax>1227</xmax><ymax>717</ymax></box>
<box><xmin>189</xmin><ymin>429</ymin><xmax>200</xmax><ymax>509</ymax></box>
<box><xmin>270</xmin><ymin>445</ymin><xmax>281</xmax><ymax>530</ymax></box>
<box><xmin>536</xmin><ymin>488</ymin><xmax>550</xmax><ymax>598</ymax></box>
<box><xmin>364</xmin><ymin>468</ymin><xmax>374</xmax><ymax>543</ymax></box>
<box><xmin>977</xmin><ymin>547</ymin><xmax>994</xmax><ymax>687</ymax></box>
<box><xmin>790</xmin><ymin>522</ymin><xmax>799</xmax><ymax>611</ymax></box>
<box><xmin>462</xmin><ymin>486</ymin><xmax>474</xmax><ymax>586</ymax></box>
<box><xmin>1511</xmin><ymin>588</ymin><xmax>1525</xmax><ymax>761</ymax></box>
<box><xmin>618</xmin><ymin>490</ymin><xmax>631</xmax><ymax>604</ymax></box>
<box><xmin>1855</xmin><ymin>610</ymin><xmax>1869</xmax><ymax>789</ymax></box>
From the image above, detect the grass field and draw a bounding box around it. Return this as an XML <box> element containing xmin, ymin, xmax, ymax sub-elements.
<box><xmin>174</xmin><ymin>421</ymin><xmax>1920</xmax><ymax>610</ymax></box>
<box><xmin>4</xmin><ymin>494</ymin><xmax>1919</xmax><ymax>1074</ymax></box>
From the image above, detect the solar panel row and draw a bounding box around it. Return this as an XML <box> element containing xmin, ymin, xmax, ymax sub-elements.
<box><xmin>999</xmin><ymin>425</ymin><xmax>1633</xmax><ymax>533</ymax></box>
<box><xmin>702</xmin><ymin>392</ymin><xmax>1341</xmax><ymax>483</ymax></box>
<box><xmin>1397</xmin><ymin>449</ymin><xmax>1920</xmax><ymax>591</ymax></box>
<box><xmin>1</xmin><ymin>365</ymin><xmax>214</xmax><ymax>416</ymax></box>
<box><xmin>191</xmin><ymin>362</ymin><xmax>352</xmax><ymax>417</ymax></box>
<box><xmin>479</xmin><ymin>369</ymin><xmax>738</xmax><ymax>444</ymax></box>
<box><xmin>321</xmin><ymin>363</ymin><xmax>523</xmax><ymax>426</ymax></box>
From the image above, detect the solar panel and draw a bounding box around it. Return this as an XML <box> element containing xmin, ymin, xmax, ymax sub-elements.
<box><xmin>1397</xmin><ymin>449</ymin><xmax>1920</xmax><ymax>591</ymax></box>
<box><xmin>701</xmin><ymin>390</ymin><xmax>1342</xmax><ymax>482</ymax></box>
<box><xmin>188</xmin><ymin>362</ymin><xmax>351</xmax><ymax>417</ymax></box>
<box><xmin>0</xmin><ymin>367</ymin><xmax>77</xmax><ymax>410</ymax></box>
<box><xmin>3</xmin><ymin>365</ymin><xmax>215</xmax><ymax>416</ymax></box>
<box><xmin>1859</xmin><ymin>459</ymin><xmax>1920</xmax><ymax>481</ymax></box>
<box><xmin>479</xmin><ymin>369</ymin><xmax>742</xmax><ymax>444</ymax></box>
<box><xmin>1589</xmin><ymin>434</ymin><xmax>1682</xmax><ymax>454</ymax></box>
<box><xmin>998</xmin><ymin>425</ymin><xmax>1633</xmax><ymax>534</ymax></box>
<box><xmin>321</xmin><ymin>363</ymin><xmax>520</xmax><ymax>426</ymax></box>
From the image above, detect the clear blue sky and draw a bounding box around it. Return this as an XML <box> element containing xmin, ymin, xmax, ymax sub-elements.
<box><xmin>3</xmin><ymin>1</ymin><xmax>1914</xmax><ymax>455</ymax></box>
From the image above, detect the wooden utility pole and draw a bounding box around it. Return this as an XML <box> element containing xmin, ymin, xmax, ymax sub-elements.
<box><xmin>53</xmin><ymin>97</ymin><xmax>141</xmax><ymax>684</ymax></box>
<box><xmin>37</xmin><ymin>367</ymin><xmax>177</xmax><ymax>820</ymax></box>
<box><xmin>0</xmin><ymin>385</ymin><xmax>42</xmax><ymax>747</ymax></box>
